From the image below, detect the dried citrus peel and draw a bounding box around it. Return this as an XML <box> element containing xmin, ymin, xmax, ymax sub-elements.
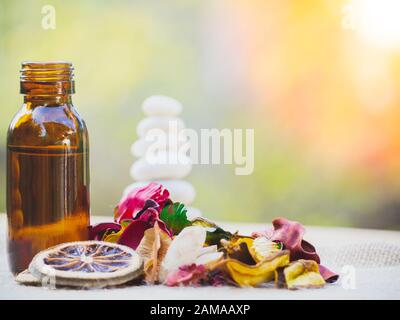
<box><xmin>15</xmin><ymin>269</ymin><xmax>41</xmax><ymax>286</ymax></box>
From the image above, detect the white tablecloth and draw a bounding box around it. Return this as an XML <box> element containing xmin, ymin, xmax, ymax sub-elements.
<box><xmin>1</xmin><ymin>214</ymin><xmax>399</xmax><ymax>300</ymax></box>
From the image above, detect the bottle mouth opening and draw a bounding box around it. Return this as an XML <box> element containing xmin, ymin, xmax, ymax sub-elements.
<box><xmin>20</xmin><ymin>61</ymin><xmax>75</xmax><ymax>95</ymax></box>
<box><xmin>20</xmin><ymin>61</ymin><xmax>74</xmax><ymax>82</ymax></box>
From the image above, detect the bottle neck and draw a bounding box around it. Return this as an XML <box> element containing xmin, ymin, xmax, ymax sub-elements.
<box><xmin>23</xmin><ymin>94</ymin><xmax>72</xmax><ymax>106</ymax></box>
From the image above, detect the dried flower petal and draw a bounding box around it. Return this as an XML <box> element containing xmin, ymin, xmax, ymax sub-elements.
<box><xmin>116</xmin><ymin>206</ymin><xmax>172</xmax><ymax>249</ymax></box>
<box><xmin>160</xmin><ymin>226</ymin><xmax>206</xmax><ymax>281</ymax></box>
<box><xmin>207</xmin><ymin>269</ymin><xmax>235</xmax><ymax>287</ymax></box>
<box><xmin>115</xmin><ymin>182</ymin><xmax>169</xmax><ymax>223</ymax></box>
<box><xmin>165</xmin><ymin>264</ymin><xmax>207</xmax><ymax>287</ymax></box>
<box><xmin>103</xmin><ymin>220</ymin><xmax>131</xmax><ymax>243</ymax></box>
<box><xmin>195</xmin><ymin>249</ymin><xmax>223</xmax><ymax>265</ymax></box>
<box><xmin>135</xmin><ymin>206</ymin><xmax>172</xmax><ymax>236</ymax></box>
<box><xmin>318</xmin><ymin>264</ymin><xmax>339</xmax><ymax>283</ymax></box>
<box><xmin>250</xmin><ymin>237</ymin><xmax>283</xmax><ymax>262</ymax></box>
<box><xmin>221</xmin><ymin>236</ymin><xmax>256</xmax><ymax>265</ymax></box>
<box><xmin>117</xmin><ymin>220</ymin><xmax>150</xmax><ymax>249</ymax></box>
<box><xmin>224</xmin><ymin>250</ymin><xmax>290</xmax><ymax>287</ymax></box>
<box><xmin>191</xmin><ymin>217</ymin><xmax>233</xmax><ymax>246</ymax></box>
<box><xmin>252</xmin><ymin>217</ymin><xmax>320</xmax><ymax>262</ymax></box>
<box><xmin>160</xmin><ymin>202</ymin><xmax>190</xmax><ymax>235</ymax></box>
<box><xmin>136</xmin><ymin>222</ymin><xmax>171</xmax><ymax>284</ymax></box>
<box><xmin>88</xmin><ymin>222</ymin><xmax>121</xmax><ymax>241</ymax></box>
<box><xmin>275</xmin><ymin>259</ymin><xmax>325</xmax><ymax>290</ymax></box>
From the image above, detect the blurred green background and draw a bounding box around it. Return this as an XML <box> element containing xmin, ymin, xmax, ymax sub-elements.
<box><xmin>1</xmin><ymin>0</ymin><xmax>400</xmax><ymax>229</ymax></box>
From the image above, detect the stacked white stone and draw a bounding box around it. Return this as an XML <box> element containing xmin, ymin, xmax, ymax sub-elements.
<box><xmin>124</xmin><ymin>95</ymin><xmax>201</xmax><ymax>219</ymax></box>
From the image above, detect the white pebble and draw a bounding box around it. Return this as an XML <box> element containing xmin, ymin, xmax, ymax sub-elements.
<box><xmin>142</xmin><ymin>95</ymin><xmax>182</xmax><ymax>116</ymax></box>
<box><xmin>136</xmin><ymin>116</ymin><xmax>185</xmax><ymax>138</ymax></box>
<box><xmin>131</xmin><ymin>139</ymin><xmax>150</xmax><ymax>158</ymax></box>
<box><xmin>131</xmin><ymin>136</ymin><xmax>188</xmax><ymax>158</ymax></box>
<box><xmin>157</xmin><ymin>180</ymin><xmax>196</xmax><ymax>204</ymax></box>
<box><xmin>130</xmin><ymin>157</ymin><xmax>192</xmax><ymax>181</ymax></box>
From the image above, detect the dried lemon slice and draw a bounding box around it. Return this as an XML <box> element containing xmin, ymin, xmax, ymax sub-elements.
<box><xmin>15</xmin><ymin>269</ymin><xmax>41</xmax><ymax>286</ymax></box>
<box><xmin>29</xmin><ymin>241</ymin><xmax>143</xmax><ymax>288</ymax></box>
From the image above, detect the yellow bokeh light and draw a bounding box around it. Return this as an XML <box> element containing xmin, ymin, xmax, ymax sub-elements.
<box><xmin>352</xmin><ymin>0</ymin><xmax>400</xmax><ymax>49</ymax></box>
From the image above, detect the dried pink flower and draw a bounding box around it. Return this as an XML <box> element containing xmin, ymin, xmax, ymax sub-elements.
<box><xmin>115</xmin><ymin>182</ymin><xmax>170</xmax><ymax>223</ymax></box>
<box><xmin>252</xmin><ymin>217</ymin><xmax>338</xmax><ymax>283</ymax></box>
<box><xmin>165</xmin><ymin>264</ymin><xmax>207</xmax><ymax>287</ymax></box>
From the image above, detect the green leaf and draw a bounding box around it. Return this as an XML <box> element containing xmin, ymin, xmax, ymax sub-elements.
<box><xmin>160</xmin><ymin>202</ymin><xmax>191</xmax><ymax>235</ymax></box>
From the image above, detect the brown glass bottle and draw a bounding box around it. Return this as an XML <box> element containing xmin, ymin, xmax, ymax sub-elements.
<box><xmin>6</xmin><ymin>62</ymin><xmax>90</xmax><ymax>275</ymax></box>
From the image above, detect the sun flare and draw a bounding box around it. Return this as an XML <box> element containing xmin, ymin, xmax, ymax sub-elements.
<box><xmin>352</xmin><ymin>0</ymin><xmax>400</xmax><ymax>49</ymax></box>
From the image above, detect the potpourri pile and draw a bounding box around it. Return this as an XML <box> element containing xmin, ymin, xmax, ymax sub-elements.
<box><xmin>90</xmin><ymin>183</ymin><xmax>338</xmax><ymax>289</ymax></box>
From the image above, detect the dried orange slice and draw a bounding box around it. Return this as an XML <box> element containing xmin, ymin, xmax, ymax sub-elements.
<box><xmin>29</xmin><ymin>241</ymin><xmax>143</xmax><ymax>288</ymax></box>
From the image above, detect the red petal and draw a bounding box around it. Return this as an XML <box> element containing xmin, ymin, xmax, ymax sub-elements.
<box><xmin>157</xmin><ymin>220</ymin><xmax>173</xmax><ymax>238</ymax></box>
<box><xmin>89</xmin><ymin>222</ymin><xmax>121</xmax><ymax>241</ymax></box>
<box><xmin>117</xmin><ymin>220</ymin><xmax>151</xmax><ymax>249</ymax></box>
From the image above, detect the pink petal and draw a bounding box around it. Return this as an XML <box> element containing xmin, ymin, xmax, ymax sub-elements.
<box><xmin>296</xmin><ymin>240</ymin><xmax>320</xmax><ymax>263</ymax></box>
<box><xmin>136</xmin><ymin>206</ymin><xmax>173</xmax><ymax>237</ymax></box>
<box><xmin>253</xmin><ymin>218</ymin><xmax>339</xmax><ymax>283</ymax></box>
<box><xmin>266</xmin><ymin>217</ymin><xmax>321</xmax><ymax>264</ymax></box>
<box><xmin>115</xmin><ymin>182</ymin><xmax>170</xmax><ymax>223</ymax></box>
<box><xmin>137</xmin><ymin>207</ymin><xmax>160</xmax><ymax>224</ymax></box>
<box><xmin>166</xmin><ymin>264</ymin><xmax>207</xmax><ymax>286</ymax></box>
<box><xmin>319</xmin><ymin>264</ymin><xmax>339</xmax><ymax>283</ymax></box>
